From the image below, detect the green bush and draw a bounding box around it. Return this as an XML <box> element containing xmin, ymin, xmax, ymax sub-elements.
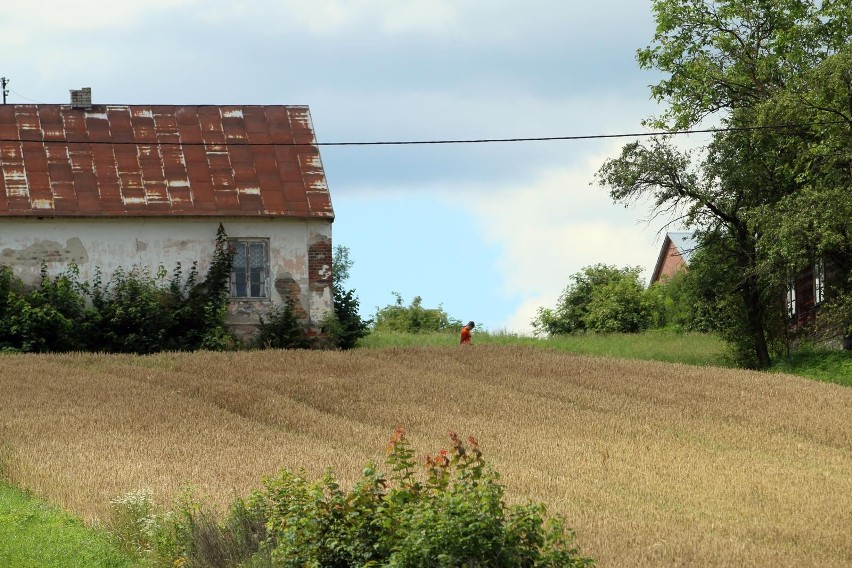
<box><xmin>373</xmin><ymin>293</ymin><xmax>461</xmax><ymax>333</ymax></box>
<box><xmin>136</xmin><ymin>428</ymin><xmax>595</xmax><ymax>567</ymax></box>
<box><xmin>327</xmin><ymin>285</ymin><xmax>371</xmax><ymax>350</ymax></box>
<box><xmin>584</xmin><ymin>277</ymin><xmax>651</xmax><ymax>333</ymax></box>
<box><xmin>0</xmin><ymin>224</ymin><xmax>236</xmax><ymax>355</ymax></box>
<box><xmin>88</xmin><ymin>265</ymin><xmax>173</xmax><ymax>354</ymax></box>
<box><xmin>254</xmin><ymin>296</ymin><xmax>312</xmax><ymax>350</ymax></box>
<box><xmin>0</xmin><ymin>264</ymin><xmax>90</xmax><ymax>353</ymax></box>
<box><xmin>533</xmin><ymin>264</ymin><xmax>652</xmax><ymax>335</ymax></box>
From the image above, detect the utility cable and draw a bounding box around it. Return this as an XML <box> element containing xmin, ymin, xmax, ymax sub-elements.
<box><xmin>0</xmin><ymin>120</ymin><xmax>845</xmax><ymax>147</ymax></box>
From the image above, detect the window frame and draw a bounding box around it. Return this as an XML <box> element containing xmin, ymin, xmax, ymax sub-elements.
<box><xmin>786</xmin><ymin>276</ymin><xmax>797</xmax><ymax>320</ymax></box>
<box><xmin>229</xmin><ymin>238</ymin><xmax>270</xmax><ymax>300</ymax></box>
<box><xmin>814</xmin><ymin>259</ymin><xmax>825</xmax><ymax>305</ymax></box>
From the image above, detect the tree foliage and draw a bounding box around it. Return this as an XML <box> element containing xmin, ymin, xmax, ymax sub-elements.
<box><xmin>754</xmin><ymin>48</ymin><xmax>852</xmax><ymax>304</ymax></box>
<box><xmin>533</xmin><ymin>265</ymin><xmax>652</xmax><ymax>335</ymax></box>
<box><xmin>596</xmin><ymin>0</ymin><xmax>852</xmax><ymax>367</ymax></box>
<box><xmin>326</xmin><ymin>244</ymin><xmax>371</xmax><ymax>349</ymax></box>
<box><xmin>373</xmin><ymin>292</ymin><xmax>461</xmax><ymax>333</ymax></box>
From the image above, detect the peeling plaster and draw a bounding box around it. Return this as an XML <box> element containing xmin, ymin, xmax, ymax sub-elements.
<box><xmin>0</xmin><ymin>237</ymin><xmax>89</xmax><ymax>269</ymax></box>
<box><xmin>164</xmin><ymin>239</ymin><xmax>192</xmax><ymax>251</ymax></box>
<box><xmin>281</xmin><ymin>252</ymin><xmax>306</xmax><ymax>275</ymax></box>
<box><xmin>273</xmin><ymin>272</ymin><xmax>308</xmax><ymax>314</ymax></box>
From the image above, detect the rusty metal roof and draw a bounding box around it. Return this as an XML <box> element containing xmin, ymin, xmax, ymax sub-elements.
<box><xmin>0</xmin><ymin>104</ymin><xmax>333</xmax><ymax>219</ymax></box>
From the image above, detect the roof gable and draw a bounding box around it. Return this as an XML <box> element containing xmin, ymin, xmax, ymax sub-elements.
<box><xmin>0</xmin><ymin>104</ymin><xmax>333</xmax><ymax>219</ymax></box>
<box><xmin>667</xmin><ymin>231</ymin><xmax>697</xmax><ymax>263</ymax></box>
<box><xmin>650</xmin><ymin>231</ymin><xmax>697</xmax><ymax>283</ymax></box>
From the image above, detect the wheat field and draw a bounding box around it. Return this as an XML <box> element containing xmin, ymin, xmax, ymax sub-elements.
<box><xmin>1</xmin><ymin>346</ymin><xmax>850</xmax><ymax>567</ymax></box>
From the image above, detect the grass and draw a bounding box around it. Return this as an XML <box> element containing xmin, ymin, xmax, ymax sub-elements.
<box><xmin>1</xmin><ymin>347</ymin><xmax>850</xmax><ymax>567</ymax></box>
<box><xmin>770</xmin><ymin>349</ymin><xmax>852</xmax><ymax>386</ymax></box>
<box><xmin>362</xmin><ymin>329</ymin><xmax>852</xmax><ymax>385</ymax></box>
<box><xmin>0</xmin><ymin>481</ymin><xmax>136</xmax><ymax>568</ymax></box>
<box><xmin>359</xmin><ymin>328</ymin><xmax>730</xmax><ymax>367</ymax></box>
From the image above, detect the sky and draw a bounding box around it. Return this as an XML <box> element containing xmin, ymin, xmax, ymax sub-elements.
<box><xmin>0</xmin><ymin>0</ymin><xmax>696</xmax><ymax>334</ymax></box>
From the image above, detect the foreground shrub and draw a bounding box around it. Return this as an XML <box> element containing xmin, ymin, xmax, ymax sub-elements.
<box><xmin>137</xmin><ymin>428</ymin><xmax>594</xmax><ymax>567</ymax></box>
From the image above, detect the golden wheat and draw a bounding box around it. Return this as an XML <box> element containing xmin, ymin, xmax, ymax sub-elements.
<box><xmin>1</xmin><ymin>346</ymin><xmax>850</xmax><ymax>567</ymax></box>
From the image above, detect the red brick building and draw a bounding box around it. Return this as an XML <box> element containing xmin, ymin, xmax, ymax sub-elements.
<box><xmin>650</xmin><ymin>232</ymin><xmax>697</xmax><ymax>284</ymax></box>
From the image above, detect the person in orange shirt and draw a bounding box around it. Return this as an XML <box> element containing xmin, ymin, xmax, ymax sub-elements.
<box><xmin>460</xmin><ymin>321</ymin><xmax>475</xmax><ymax>345</ymax></box>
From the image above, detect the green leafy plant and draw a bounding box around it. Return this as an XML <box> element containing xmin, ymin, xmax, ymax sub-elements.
<box><xmin>135</xmin><ymin>427</ymin><xmax>595</xmax><ymax>567</ymax></box>
<box><xmin>0</xmin><ymin>224</ymin><xmax>237</xmax><ymax>355</ymax></box>
<box><xmin>0</xmin><ymin>263</ymin><xmax>90</xmax><ymax>353</ymax></box>
<box><xmin>254</xmin><ymin>295</ymin><xmax>312</xmax><ymax>350</ymax></box>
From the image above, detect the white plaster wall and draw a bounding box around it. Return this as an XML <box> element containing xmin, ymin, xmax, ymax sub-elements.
<box><xmin>0</xmin><ymin>217</ymin><xmax>333</xmax><ymax>326</ymax></box>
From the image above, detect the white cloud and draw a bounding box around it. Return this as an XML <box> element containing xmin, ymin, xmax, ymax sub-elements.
<box><xmin>0</xmin><ymin>1</ymin><xmax>195</xmax><ymax>32</ymax></box>
<box><xmin>190</xmin><ymin>0</ymin><xmax>462</xmax><ymax>38</ymax></box>
<box><xmin>127</xmin><ymin>0</ymin><xmax>649</xmax><ymax>45</ymax></box>
<box><xmin>444</xmin><ymin>146</ymin><xmax>671</xmax><ymax>333</ymax></box>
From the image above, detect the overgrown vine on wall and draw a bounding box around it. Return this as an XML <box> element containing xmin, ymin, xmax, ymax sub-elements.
<box><xmin>0</xmin><ymin>224</ymin><xmax>237</xmax><ymax>354</ymax></box>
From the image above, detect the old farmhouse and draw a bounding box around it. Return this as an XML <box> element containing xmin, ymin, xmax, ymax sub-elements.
<box><xmin>0</xmin><ymin>89</ymin><xmax>335</xmax><ymax>338</ymax></box>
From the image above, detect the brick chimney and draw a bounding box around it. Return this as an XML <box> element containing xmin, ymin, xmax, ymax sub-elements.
<box><xmin>69</xmin><ymin>87</ymin><xmax>92</xmax><ymax>109</ymax></box>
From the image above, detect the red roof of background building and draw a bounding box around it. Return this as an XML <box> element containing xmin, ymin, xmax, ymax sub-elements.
<box><xmin>0</xmin><ymin>104</ymin><xmax>334</xmax><ymax>219</ymax></box>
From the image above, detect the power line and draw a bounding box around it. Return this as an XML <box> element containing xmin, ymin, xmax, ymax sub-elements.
<box><xmin>8</xmin><ymin>89</ymin><xmax>45</xmax><ymax>104</ymax></box>
<box><xmin>0</xmin><ymin>120</ymin><xmax>844</xmax><ymax>147</ymax></box>
<box><xmin>316</xmin><ymin>121</ymin><xmax>845</xmax><ymax>146</ymax></box>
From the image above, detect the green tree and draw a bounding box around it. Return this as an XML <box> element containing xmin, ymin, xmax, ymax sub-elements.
<box><xmin>325</xmin><ymin>244</ymin><xmax>370</xmax><ymax>349</ymax></box>
<box><xmin>533</xmin><ymin>264</ymin><xmax>651</xmax><ymax>335</ymax></box>
<box><xmin>373</xmin><ymin>293</ymin><xmax>460</xmax><ymax>333</ymax></box>
<box><xmin>645</xmin><ymin>266</ymin><xmax>720</xmax><ymax>332</ymax></box>
<box><xmin>167</xmin><ymin>223</ymin><xmax>236</xmax><ymax>350</ymax></box>
<box><xmin>596</xmin><ymin>0</ymin><xmax>852</xmax><ymax>367</ymax></box>
<box><xmin>753</xmin><ymin>48</ymin><xmax>852</xmax><ymax>345</ymax></box>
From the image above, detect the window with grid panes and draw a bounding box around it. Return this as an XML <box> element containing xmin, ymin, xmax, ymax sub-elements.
<box><xmin>230</xmin><ymin>239</ymin><xmax>269</xmax><ymax>298</ymax></box>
